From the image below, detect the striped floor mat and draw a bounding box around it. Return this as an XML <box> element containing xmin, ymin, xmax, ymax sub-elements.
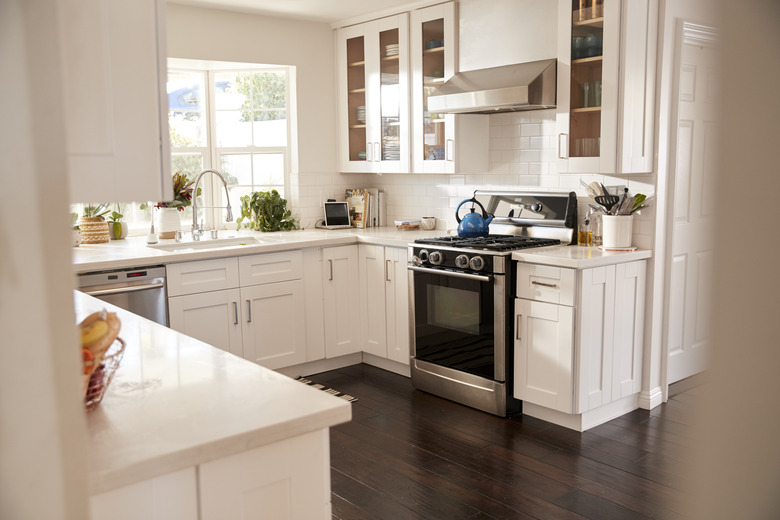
<box><xmin>295</xmin><ymin>376</ymin><xmax>358</xmax><ymax>403</ymax></box>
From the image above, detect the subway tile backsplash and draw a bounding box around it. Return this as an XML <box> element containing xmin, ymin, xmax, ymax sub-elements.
<box><xmin>296</xmin><ymin>109</ymin><xmax>655</xmax><ymax>248</ymax></box>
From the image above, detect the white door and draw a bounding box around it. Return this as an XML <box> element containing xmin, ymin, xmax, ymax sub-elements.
<box><xmin>666</xmin><ymin>29</ymin><xmax>719</xmax><ymax>384</ymax></box>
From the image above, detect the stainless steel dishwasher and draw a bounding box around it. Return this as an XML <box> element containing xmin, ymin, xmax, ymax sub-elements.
<box><xmin>77</xmin><ymin>266</ymin><xmax>168</xmax><ymax>326</ymax></box>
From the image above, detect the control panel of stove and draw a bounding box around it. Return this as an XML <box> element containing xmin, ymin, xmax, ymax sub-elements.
<box><xmin>411</xmin><ymin>247</ymin><xmax>495</xmax><ymax>273</ymax></box>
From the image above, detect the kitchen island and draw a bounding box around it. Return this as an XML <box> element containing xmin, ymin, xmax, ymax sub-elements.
<box><xmin>76</xmin><ymin>290</ymin><xmax>351</xmax><ymax>519</ymax></box>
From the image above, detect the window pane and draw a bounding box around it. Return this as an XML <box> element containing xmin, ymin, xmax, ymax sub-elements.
<box><xmin>253</xmin><ymin>119</ymin><xmax>287</xmax><ymax>147</ymax></box>
<box><xmin>168</xmin><ymin>70</ymin><xmax>207</xmax><ymax>147</ymax></box>
<box><xmin>171</xmin><ymin>153</ymin><xmax>204</xmax><ymax>181</ymax></box>
<box><xmin>251</xmin><ymin>71</ymin><xmax>286</xmax><ymax>109</ymax></box>
<box><xmin>216</xmin><ymin>110</ymin><xmax>252</xmax><ymax>147</ymax></box>
<box><xmin>214</xmin><ymin>73</ymin><xmax>247</xmax><ymax>110</ymax></box>
<box><xmin>253</xmin><ymin>153</ymin><xmax>285</xmax><ymax>187</ymax></box>
<box><xmin>220</xmin><ymin>154</ymin><xmax>252</xmax><ymax>186</ymax></box>
<box><xmin>168</xmin><ymin>71</ymin><xmax>204</xmax><ymax>110</ymax></box>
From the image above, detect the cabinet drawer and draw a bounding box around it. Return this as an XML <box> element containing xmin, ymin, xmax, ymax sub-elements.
<box><xmin>167</xmin><ymin>258</ymin><xmax>240</xmax><ymax>296</ymax></box>
<box><xmin>239</xmin><ymin>250</ymin><xmax>303</xmax><ymax>286</ymax></box>
<box><xmin>516</xmin><ymin>263</ymin><xmax>575</xmax><ymax>306</ymax></box>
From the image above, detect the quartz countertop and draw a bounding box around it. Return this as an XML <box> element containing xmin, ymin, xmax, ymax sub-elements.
<box><xmin>76</xmin><ymin>291</ymin><xmax>352</xmax><ymax>495</ymax></box>
<box><xmin>512</xmin><ymin>244</ymin><xmax>652</xmax><ymax>268</ymax></box>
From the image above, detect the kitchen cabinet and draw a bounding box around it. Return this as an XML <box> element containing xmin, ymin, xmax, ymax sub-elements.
<box><xmin>167</xmin><ymin>251</ymin><xmax>307</xmax><ymax>369</ymax></box>
<box><xmin>322</xmin><ymin>245</ymin><xmax>361</xmax><ymax>358</ymax></box>
<box><xmin>59</xmin><ymin>0</ymin><xmax>171</xmax><ymax>203</ymax></box>
<box><xmin>358</xmin><ymin>245</ymin><xmax>410</xmax><ymax>365</ymax></box>
<box><xmin>556</xmin><ymin>0</ymin><xmax>657</xmax><ymax>174</ymax></box>
<box><xmin>410</xmin><ymin>2</ymin><xmax>489</xmax><ymax>174</ymax></box>
<box><xmin>336</xmin><ymin>14</ymin><xmax>410</xmax><ymax>173</ymax></box>
<box><xmin>513</xmin><ymin>260</ymin><xmax>646</xmax><ymax>427</ymax></box>
<box><xmin>90</xmin><ymin>430</ymin><xmax>332</xmax><ymax>520</ymax></box>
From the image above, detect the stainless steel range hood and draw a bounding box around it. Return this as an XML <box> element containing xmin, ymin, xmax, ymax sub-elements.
<box><xmin>427</xmin><ymin>59</ymin><xmax>556</xmax><ymax>114</ymax></box>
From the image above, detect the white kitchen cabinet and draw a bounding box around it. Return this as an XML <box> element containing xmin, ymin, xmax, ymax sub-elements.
<box><xmin>514</xmin><ymin>260</ymin><xmax>647</xmax><ymax>425</ymax></box>
<box><xmin>358</xmin><ymin>245</ymin><xmax>410</xmax><ymax>364</ymax></box>
<box><xmin>556</xmin><ymin>0</ymin><xmax>657</xmax><ymax>174</ymax></box>
<box><xmin>336</xmin><ymin>14</ymin><xmax>410</xmax><ymax>173</ymax></box>
<box><xmin>410</xmin><ymin>2</ymin><xmax>489</xmax><ymax>174</ymax></box>
<box><xmin>59</xmin><ymin>0</ymin><xmax>171</xmax><ymax>203</ymax></box>
<box><xmin>199</xmin><ymin>430</ymin><xmax>332</xmax><ymax>519</ymax></box>
<box><xmin>167</xmin><ymin>251</ymin><xmax>308</xmax><ymax>369</ymax></box>
<box><xmin>323</xmin><ymin>245</ymin><xmax>361</xmax><ymax>358</ymax></box>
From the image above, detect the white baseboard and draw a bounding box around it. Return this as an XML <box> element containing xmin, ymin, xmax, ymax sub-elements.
<box><xmin>274</xmin><ymin>353</ymin><xmax>362</xmax><ymax>378</ymax></box>
<box><xmin>523</xmin><ymin>394</ymin><xmax>640</xmax><ymax>432</ymax></box>
<box><xmin>638</xmin><ymin>386</ymin><xmax>664</xmax><ymax>410</ymax></box>
<box><xmin>361</xmin><ymin>353</ymin><xmax>411</xmax><ymax>377</ymax></box>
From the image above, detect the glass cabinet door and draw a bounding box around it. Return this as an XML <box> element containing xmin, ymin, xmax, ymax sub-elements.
<box><xmin>346</xmin><ymin>35</ymin><xmax>368</xmax><ymax>164</ymax></box>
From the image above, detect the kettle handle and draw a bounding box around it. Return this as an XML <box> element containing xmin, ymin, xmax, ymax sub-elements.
<box><xmin>455</xmin><ymin>197</ymin><xmax>489</xmax><ymax>223</ymax></box>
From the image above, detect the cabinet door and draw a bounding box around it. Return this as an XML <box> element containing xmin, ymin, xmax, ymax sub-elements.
<box><xmin>323</xmin><ymin>246</ymin><xmax>361</xmax><ymax>358</ymax></box>
<box><xmin>514</xmin><ymin>298</ymin><xmax>574</xmax><ymax>413</ymax></box>
<box><xmin>59</xmin><ymin>0</ymin><xmax>170</xmax><ymax>203</ymax></box>
<box><xmin>576</xmin><ymin>266</ymin><xmax>615</xmax><ymax>413</ymax></box>
<box><xmin>241</xmin><ymin>281</ymin><xmax>306</xmax><ymax>369</ymax></box>
<box><xmin>168</xmin><ymin>289</ymin><xmax>243</xmax><ymax>358</ymax></box>
<box><xmin>386</xmin><ymin>247</ymin><xmax>411</xmax><ymax>365</ymax></box>
<box><xmin>410</xmin><ymin>1</ymin><xmax>458</xmax><ymax>173</ymax></box>
<box><xmin>358</xmin><ymin>245</ymin><xmax>388</xmax><ymax>358</ymax></box>
<box><xmin>336</xmin><ymin>15</ymin><xmax>409</xmax><ymax>173</ymax></box>
<box><xmin>199</xmin><ymin>430</ymin><xmax>331</xmax><ymax>520</ymax></box>
<box><xmin>612</xmin><ymin>261</ymin><xmax>645</xmax><ymax>400</ymax></box>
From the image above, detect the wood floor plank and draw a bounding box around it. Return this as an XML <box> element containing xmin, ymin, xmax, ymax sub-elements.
<box><xmin>305</xmin><ymin>364</ymin><xmax>698</xmax><ymax>520</ymax></box>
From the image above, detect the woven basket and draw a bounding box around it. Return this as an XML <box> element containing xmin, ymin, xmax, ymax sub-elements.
<box><xmin>79</xmin><ymin>216</ymin><xmax>110</xmax><ymax>244</ymax></box>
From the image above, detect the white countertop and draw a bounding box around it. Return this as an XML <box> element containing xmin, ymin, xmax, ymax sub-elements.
<box><xmin>73</xmin><ymin>227</ymin><xmax>652</xmax><ymax>273</ymax></box>
<box><xmin>512</xmin><ymin>244</ymin><xmax>652</xmax><ymax>268</ymax></box>
<box><xmin>75</xmin><ymin>291</ymin><xmax>352</xmax><ymax>495</ymax></box>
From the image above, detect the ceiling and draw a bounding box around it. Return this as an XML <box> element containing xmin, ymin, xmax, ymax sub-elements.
<box><xmin>169</xmin><ymin>0</ymin><xmax>415</xmax><ymax>24</ymax></box>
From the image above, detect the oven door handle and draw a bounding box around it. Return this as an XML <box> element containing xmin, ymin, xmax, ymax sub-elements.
<box><xmin>408</xmin><ymin>265</ymin><xmax>493</xmax><ymax>283</ymax></box>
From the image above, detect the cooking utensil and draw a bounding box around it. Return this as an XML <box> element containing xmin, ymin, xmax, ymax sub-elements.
<box><xmin>613</xmin><ymin>188</ymin><xmax>628</xmax><ymax>215</ymax></box>
<box><xmin>595</xmin><ymin>194</ymin><xmax>619</xmax><ymax>213</ymax></box>
<box><xmin>579</xmin><ymin>179</ymin><xmax>601</xmax><ymax>199</ymax></box>
<box><xmin>600</xmin><ymin>182</ymin><xmax>610</xmax><ymax>197</ymax></box>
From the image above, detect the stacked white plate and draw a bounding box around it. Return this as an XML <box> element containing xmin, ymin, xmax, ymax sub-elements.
<box><xmin>382</xmin><ymin>134</ymin><xmax>400</xmax><ymax>160</ymax></box>
<box><xmin>356</xmin><ymin>105</ymin><xmax>366</xmax><ymax>124</ymax></box>
<box><xmin>384</xmin><ymin>43</ymin><xmax>399</xmax><ymax>57</ymax></box>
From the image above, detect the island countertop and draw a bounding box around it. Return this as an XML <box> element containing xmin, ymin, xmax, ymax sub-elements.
<box><xmin>75</xmin><ymin>291</ymin><xmax>352</xmax><ymax>495</ymax></box>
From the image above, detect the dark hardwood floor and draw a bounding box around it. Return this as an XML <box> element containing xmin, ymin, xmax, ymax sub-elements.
<box><xmin>309</xmin><ymin>364</ymin><xmax>704</xmax><ymax>520</ymax></box>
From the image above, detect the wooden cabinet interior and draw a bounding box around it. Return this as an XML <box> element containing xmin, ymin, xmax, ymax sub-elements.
<box><xmin>346</xmin><ymin>36</ymin><xmax>367</xmax><ymax>161</ymax></box>
<box><xmin>420</xmin><ymin>18</ymin><xmax>446</xmax><ymax>162</ymax></box>
<box><xmin>568</xmin><ymin>4</ymin><xmax>604</xmax><ymax>158</ymax></box>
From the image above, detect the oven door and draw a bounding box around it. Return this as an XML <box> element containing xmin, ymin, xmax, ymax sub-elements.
<box><xmin>408</xmin><ymin>265</ymin><xmax>505</xmax><ymax>382</ymax></box>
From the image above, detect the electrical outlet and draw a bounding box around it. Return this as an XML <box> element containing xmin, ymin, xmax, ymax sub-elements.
<box><xmin>606</xmin><ymin>185</ymin><xmax>627</xmax><ymax>195</ymax></box>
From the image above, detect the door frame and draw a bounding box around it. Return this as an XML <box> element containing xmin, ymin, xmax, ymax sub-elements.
<box><xmin>659</xmin><ymin>20</ymin><xmax>719</xmax><ymax>401</ymax></box>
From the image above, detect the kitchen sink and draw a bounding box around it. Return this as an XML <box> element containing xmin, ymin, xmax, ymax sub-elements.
<box><xmin>148</xmin><ymin>236</ymin><xmax>271</xmax><ymax>253</ymax></box>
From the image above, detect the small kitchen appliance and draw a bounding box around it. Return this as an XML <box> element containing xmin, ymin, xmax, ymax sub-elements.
<box><xmin>455</xmin><ymin>197</ymin><xmax>494</xmax><ymax>238</ymax></box>
<box><xmin>408</xmin><ymin>191</ymin><xmax>577</xmax><ymax>416</ymax></box>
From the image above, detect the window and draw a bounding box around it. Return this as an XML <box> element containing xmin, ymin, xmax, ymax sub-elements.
<box><xmin>73</xmin><ymin>60</ymin><xmax>295</xmax><ymax>234</ymax></box>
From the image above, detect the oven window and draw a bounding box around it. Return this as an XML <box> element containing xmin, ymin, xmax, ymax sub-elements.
<box><xmin>428</xmin><ymin>285</ymin><xmax>480</xmax><ymax>335</ymax></box>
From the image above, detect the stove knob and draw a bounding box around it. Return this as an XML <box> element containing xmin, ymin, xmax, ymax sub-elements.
<box><xmin>469</xmin><ymin>255</ymin><xmax>485</xmax><ymax>271</ymax></box>
<box><xmin>455</xmin><ymin>254</ymin><xmax>470</xmax><ymax>269</ymax></box>
<box><xmin>428</xmin><ymin>251</ymin><xmax>444</xmax><ymax>266</ymax></box>
<box><xmin>418</xmin><ymin>249</ymin><xmax>429</xmax><ymax>263</ymax></box>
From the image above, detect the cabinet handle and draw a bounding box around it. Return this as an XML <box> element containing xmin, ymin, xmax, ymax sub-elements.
<box><xmin>328</xmin><ymin>259</ymin><xmax>333</xmax><ymax>281</ymax></box>
<box><xmin>386</xmin><ymin>259</ymin><xmax>392</xmax><ymax>282</ymax></box>
<box><xmin>233</xmin><ymin>301</ymin><xmax>238</xmax><ymax>325</ymax></box>
<box><xmin>445</xmin><ymin>139</ymin><xmax>454</xmax><ymax>161</ymax></box>
<box><xmin>374</xmin><ymin>142</ymin><xmax>380</xmax><ymax>162</ymax></box>
<box><xmin>516</xmin><ymin>314</ymin><xmax>522</xmax><ymax>341</ymax></box>
<box><xmin>531</xmin><ymin>280</ymin><xmax>559</xmax><ymax>289</ymax></box>
<box><xmin>246</xmin><ymin>299</ymin><xmax>251</xmax><ymax>323</ymax></box>
<box><xmin>366</xmin><ymin>143</ymin><xmax>372</xmax><ymax>162</ymax></box>
<box><xmin>558</xmin><ymin>133</ymin><xmax>569</xmax><ymax>159</ymax></box>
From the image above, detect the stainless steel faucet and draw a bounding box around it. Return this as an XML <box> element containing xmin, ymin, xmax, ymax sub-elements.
<box><xmin>191</xmin><ymin>169</ymin><xmax>233</xmax><ymax>240</ymax></box>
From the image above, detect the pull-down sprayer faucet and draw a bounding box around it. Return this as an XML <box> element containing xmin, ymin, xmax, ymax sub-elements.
<box><xmin>191</xmin><ymin>169</ymin><xmax>233</xmax><ymax>240</ymax></box>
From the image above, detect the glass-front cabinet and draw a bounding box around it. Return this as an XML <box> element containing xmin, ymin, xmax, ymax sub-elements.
<box><xmin>557</xmin><ymin>0</ymin><xmax>657</xmax><ymax>174</ymax></box>
<box><xmin>337</xmin><ymin>15</ymin><xmax>409</xmax><ymax>174</ymax></box>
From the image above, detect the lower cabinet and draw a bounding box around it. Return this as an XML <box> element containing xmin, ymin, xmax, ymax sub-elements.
<box><xmin>358</xmin><ymin>245</ymin><xmax>410</xmax><ymax>365</ymax></box>
<box><xmin>322</xmin><ymin>245</ymin><xmax>361</xmax><ymax>358</ymax></box>
<box><xmin>90</xmin><ymin>429</ymin><xmax>332</xmax><ymax>520</ymax></box>
<box><xmin>514</xmin><ymin>260</ymin><xmax>646</xmax><ymax>422</ymax></box>
<box><xmin>167</xmin><ymin>251</ymin><xmax>307</xmax><ymax>369</ymax></box>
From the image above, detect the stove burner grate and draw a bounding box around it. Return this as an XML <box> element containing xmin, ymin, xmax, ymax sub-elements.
<box><xmin>415</xmin><ymin>234</ymin><xmax>561</xmax><ymax>252</ymax></box>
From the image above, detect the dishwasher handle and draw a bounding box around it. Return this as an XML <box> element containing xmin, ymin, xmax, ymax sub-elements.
<box><xmin>81</xmin><ymin>281</ymin><xmax>165</xmax><ymax>298</ymax></box>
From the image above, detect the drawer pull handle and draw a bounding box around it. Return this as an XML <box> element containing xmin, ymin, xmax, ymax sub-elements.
<box><xmin>246</xmin><ymin>299</ymin><xmax>252</xmax><ymax>323</ymax></box>
<box><xmin>233</xmin><ymin>301</ymin><xmax>238</xmax><ymax>325</ymax></box>
<box><xmin>386</xmin><ymin>259</ymin><xmax>392</xmax><ymax>282</ymax></box>
<box><xmin>531</xmin><ymin>280</ymin><xmax>558</xmax><ymax>289</ymax></box>
<box><xmin>516</xmin><ymin>314</ymin><xmax>522</xmax><ymax>341</ymax></box>
<box><xmin>328</xmin><ymin>259</ymin><xmax>333</xmax><ymax>281</ymax></box>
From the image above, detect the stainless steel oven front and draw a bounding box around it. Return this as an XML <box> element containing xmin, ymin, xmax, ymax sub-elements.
<box><xmin>408</xmin><ymin>251</ymin><xmax>516</xmax><ymax>416</ymax></box>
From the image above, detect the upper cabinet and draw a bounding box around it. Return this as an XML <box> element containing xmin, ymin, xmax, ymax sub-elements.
<box><xmin>556</xmin><ymin>0</ymin><xmax>658</xmax><ymax>174</ymax></box>
<box><xmin>337</xmin><ymin>14</ymin><xmax>410</xmax><ymax>174</ymax></box>
<box><xmin>336</xmin><ymin>2</ymin><xmax>488</xmax><ymax>174</ymax></box>
<box><xmin>59</xmin><ymin>0</ymin><xmax>171</xmax><ymax>203</ymax></box>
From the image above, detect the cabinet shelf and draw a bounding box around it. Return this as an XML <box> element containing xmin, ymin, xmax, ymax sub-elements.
<box><xmin>571</xmin><ymin>106</ymin><xmax>602</xmax><ymax>113</ymax></box>
<box><xmin>423</xmin><ymin>46</ymin><xmax>445</xmax><ymax>55</ymax></box>
<box><xmin>573</xmin><ymin>16</ymin><xmax>604</xmax><ymax>28</ymax></box>
<box><xmin>350</xmin><ymin>124</ymin><xmax>367</xmax><ymax>129</ymax></box>
<box><xmin>348</xmin><ymin>60</ymin><xmax>366</xmax><ymax>67</ymax></box>
<box><xmin>572</xmin><ymin>56</ymin><xmax>603</xmax><ymax>65</ymax></box>
<box><xmin>381</xmin><ymin>54</ymin><xmax>400</xmax><ymax>62</ymax></box>
<box><xmin>348</xmin><ymin>88</ymin><xmax>366</xmax><ymax>94</ymax></box>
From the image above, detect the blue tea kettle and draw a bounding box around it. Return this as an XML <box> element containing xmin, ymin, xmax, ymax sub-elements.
<box><xmin>455</xmin><ymin>198</ymin><xmax>493</xmax><ymax>238</ymax></box>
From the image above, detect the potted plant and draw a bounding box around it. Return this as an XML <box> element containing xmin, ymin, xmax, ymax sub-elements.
<box><xmin>141</xmin><ymin>172</ymin><xmax>198</xmax><ymax>239</ymax></box>
<box><xmin>79</xmin><ymin>203</ymin><xmax>111</xmax><ymax>244</ymax></box>
<box><xmin>108</xmin><ymin>204</ymin><xmax>128</xmax><ymax>240</ymax></box>
<box><xmin>236</xmin><ymin>190</ymin><xmax>299</xmax><ymax>232</ymax></box>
